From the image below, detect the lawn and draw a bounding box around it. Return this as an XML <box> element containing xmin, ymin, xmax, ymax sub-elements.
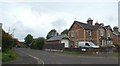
<box><xmin>110</xmin><ymin>53</ymin><xmax>120</xmax><ymax>58</ymax></box>
<box><xmin>2</xmin><ymin>50</ymin><xmax>17</xmax><ymax>62</ymax></box>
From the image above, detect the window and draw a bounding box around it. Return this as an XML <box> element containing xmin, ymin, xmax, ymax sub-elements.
<box><xmin>108</xmin><ymin>32</ymin><xmax>110</xmax><ymax>37</ymax></box>
<box><xmin>108</xmin><ymin>41</ymin><xmax>112</xmax><ymax>46</ymax></box>
<box><xmin>86</xmin><ymin>31</ymin><xmax>91</xmax><ymax>37</ymax></box>
<box><xmin>76</xmin><ymin>30</ymin><xmax>78</xmax><ymax>38</ymax></box>
<box><xmin>71</xmin><ymin>31</ymin><xmax>74</xmax><ymax>37</ymax></box>
<box><xmin>85</xmin><ymin>43</ymin><xmax>90</xmax><ymax>46</ymax></box>
<box><xmin>89</xmin><ymin>31</ymin><xmax>91</xmax><ymax>36</ymax></box>
<box><xmin>76</xmin><ymin>40</ymin><xmax>79</xmax><ymax>47</ymax></box>
<box><xmin>100</xmin><ymin>40</ymin><xmax>102</xmax><ymax>46</ymax></box>
<box><xmin>100</xmin><ymin>30</ymin><xmax>104</xmax><ymax>36</ymax></box>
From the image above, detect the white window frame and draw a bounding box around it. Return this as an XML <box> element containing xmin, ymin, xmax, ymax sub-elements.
<box><xmin>108</xmin><ymin>32</ymin><xmax>110</xmax><ymax>37</ymax></box>
<box><xmin>100</xmin><ymin>30</ymin><xmax>104</xmax><ymax>36</ymax></box>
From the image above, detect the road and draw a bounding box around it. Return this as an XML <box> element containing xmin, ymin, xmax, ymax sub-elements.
<box><xmin>3</xmin><ymin>48</ymin><xmax>119</xmax><ymax>65</ymax></box>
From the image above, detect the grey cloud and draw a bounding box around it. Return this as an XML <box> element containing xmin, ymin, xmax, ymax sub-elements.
<box><xmin>11</xmin><ymin>21</ymin><xmax>34</xmax><ymax>41</ymax></box>
<box><xmin>51</xmin><ymin>18</ymin><xmax>67</xmax><ymax>32</ymax></box>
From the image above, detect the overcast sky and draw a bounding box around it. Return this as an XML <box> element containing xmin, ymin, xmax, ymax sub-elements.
<box><xmin>0</xmin><ymin>0</ymin><xmax>119</xmax><ymax>41</ymax></box>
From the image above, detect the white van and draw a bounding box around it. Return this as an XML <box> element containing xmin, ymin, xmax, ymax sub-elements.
<box><xmin>78</xmin><ymin>41</ymin><xmax>99</xmax><ymax>51</ymax></box>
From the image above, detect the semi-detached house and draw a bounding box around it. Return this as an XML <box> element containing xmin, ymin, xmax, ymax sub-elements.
<box><xmin>68</xmin><ymin>18</ymin><xmax>113</xmax><ymax>48</ymax></box>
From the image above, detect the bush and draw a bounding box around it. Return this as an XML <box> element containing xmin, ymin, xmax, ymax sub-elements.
<box><xmin>30</xmin><ymin>37</ymin><xmax>45</xmax><ymax>50</ymax></box>
<box><xmin>113</xmin><ymin>42</ymin><xmax>120</xmax><ymax>52</ymax></box>
<box><xmin>2</xmin><ymin>50</ymin><xmax>17</xmax><ymax>62</ymax></box>
<box><xmin>2</xmin><ymin>29</ymin><xmax>13</xmax><ymax>52</ymax></box>
<box><xmin>63</xmin><ymin>51</ymin><xmax>80</xmax><ymax>54</ymax></box>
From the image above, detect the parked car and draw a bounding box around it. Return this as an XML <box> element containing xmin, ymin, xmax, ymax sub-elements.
<box><xmin>78</xmin><ymin>41</ymin><xmax>99</xmax><ymax>51</ymax></box>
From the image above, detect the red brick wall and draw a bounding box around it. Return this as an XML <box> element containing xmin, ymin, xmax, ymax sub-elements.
<box><xmin>112</xmin><ymin>34</ymin><xmax>119</xmax><ymax>44</ymax></box>
<box><xmin>91</xmin><ymin>30</ymin><xmax>98</xmax><ymax>45</ymax></box>
<box><xmin>68</xmin><ymin>22</ymin><xmax>84</xmax><ymax>48</ymax></box>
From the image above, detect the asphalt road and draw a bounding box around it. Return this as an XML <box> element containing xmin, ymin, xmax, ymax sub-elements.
<box><xmin>3</xmin><ymin>48</ymin><xmax>119</xmax><ymax>65</ymax></box>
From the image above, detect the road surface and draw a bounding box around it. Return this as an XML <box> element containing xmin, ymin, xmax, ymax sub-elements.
<box><xmin>3</xmin><ymin>48</ymin><xmax>119</xmax><ymax>65</ymax></box>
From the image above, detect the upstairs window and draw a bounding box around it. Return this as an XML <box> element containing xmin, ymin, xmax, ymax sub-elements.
<box><xmin>108</xmin><ymin>32</ymin><xmax>110</xmax><ymax>37</ymax></box>
<box><xmin>87</xmin><ymin>31</ymin><xmax>91</xmax><ymax>37</ymax></box>
<box><xmin>100</xmin><ymin>30</ymin><xmax>104</xmax><ymax>36</ymax></box>
<box><xmin>71</xmin><ymin>31</ymin><xmax>74</xmax><ymax>37</ymax></box>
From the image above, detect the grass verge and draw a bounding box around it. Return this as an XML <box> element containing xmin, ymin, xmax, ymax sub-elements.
<box><xmin>0</xmin><ymin>52</ymin><xmax>2</xmax><ymax>60</ymax></box>
<box><xmin>110</xmin><ymin>53</ymin><xmax>120</xmax><ymax>58</ymax></box>
<box><xmin>2</xmin><ymin>50</ymin><xmax>17</xmax><ymax>62</ymax></box>
<box><xmin>63</xmin><ymin>51</ymin><xmax>80</xmax><ymax>54</ymax></box>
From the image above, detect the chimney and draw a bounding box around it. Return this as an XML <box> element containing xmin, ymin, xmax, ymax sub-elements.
<box><xmin>87</xmin><ymin>18</ymin><xmax>93</xmax><ymax>25</ymax></box>
<box><xmin>95</xmin><ymin>21</ymin><xmax>99</xmax><ymax>26</ymax></box>
<box><xmin>113</xmin><ymin>26</ymin><xmax>119</xmax><ymax>32</ymax></box>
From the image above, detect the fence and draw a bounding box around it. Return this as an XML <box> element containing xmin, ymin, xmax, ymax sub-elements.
<box><xmin>43</xmin><ymin>43</ymin><xmax>64</xmax><ymax>52</ymax></box>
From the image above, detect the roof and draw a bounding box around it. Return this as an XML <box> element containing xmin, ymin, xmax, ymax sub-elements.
<box><xmin>47</xmin><ymin>35</ymin><xmax>69</xmax><ymax>41</ymax></box>
<box><xmin>75</xmin><ymin>21</ymin><xmax>100</xmax><ymax>30</ymax></box>
<box><xmin>104</xmin><ymin>25</ymin><xmax>113</xmax><ymax>31</ymax></box>
<box><xmin>113</xmin><ymin>31</ymin><xmax>120</xmax><ymax>36</ymax></box>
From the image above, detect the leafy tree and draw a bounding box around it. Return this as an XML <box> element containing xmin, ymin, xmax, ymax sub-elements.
<box><xmin>24</xmin><ymin>34</ymin><xmax>33</xmax><ymax>47</ymax></box>
<box><xmin>2</xmin><ymin>29</ymin><xmax>13</xmax><ymax>52</ymax></box>
<box><xmin>30</xmin><ymin>37</ymin><xmax>45</xmax><ymax>50</ymax></box>
<box><xmin>61</xmin><ymin>29</ymin><xmax>69</xmax><ymax>35</ymax></box>
<box><xmin>46</xmin><ymin>29</ymin><xmax>59</xmax><ymax>39</ymax></box>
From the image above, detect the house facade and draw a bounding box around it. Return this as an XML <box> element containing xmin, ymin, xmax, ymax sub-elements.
<box><xmin>68</xmin><ymin>18</ymin><xmax>113</xmax><ymax>48</ymax></box>
<box><xmin>112</xmin><ymin>26</ymin><xmax>120</xmax><ymax>45</ymax></box>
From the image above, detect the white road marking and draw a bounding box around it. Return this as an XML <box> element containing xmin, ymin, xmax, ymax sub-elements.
<box><xmin>28</xmin><ymin>54</ymin><xmax>44</xmax><ymax>65</ymax></box>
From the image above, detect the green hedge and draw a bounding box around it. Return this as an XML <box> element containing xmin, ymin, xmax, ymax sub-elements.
<box><xmin>63</xmin><ymin>51</ymin><xmax>80</xmax><ymax>54</ymax></box>
<box><xmin>30</xmin><ymin>37</ymin><xmax>45</xmax><ymax>50</ymax></box>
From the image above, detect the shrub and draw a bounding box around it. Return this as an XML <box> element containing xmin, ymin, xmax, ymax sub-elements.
<box><xmin>2</xmin><ymin>29</ymin><xmax>13</xmax><ymax>52</ymax></box>
<box><xmin>30</xmin><ymin>37</ymin><xmax>45</xmax><ymax>50</ymax></box>
<box><xmin>2</xmin><ymin>50</ymin><xmax>17</xmax><ymax>62</ymax></box>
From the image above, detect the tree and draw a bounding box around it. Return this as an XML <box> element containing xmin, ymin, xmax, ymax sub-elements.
<box><xmin>2</xmin><ymin>29</ymin><xmax>13</xmax><ymax>52</ymax></box>
<box><xmin>30</xmin><ymin>37</ymin><xmax>45</xmax><ymax>50</ymax></box>
<box><xmin>24</xmin><ymin>34</ymin><xmax>33</xmax><ymax>47</ymax></box>
<box><xmin>61</xmin><ymin>29</ymin><xmax>69</xmax><ymax>35</ymax></box>
<box><xmin>46</xmin><ymin>29</ymin><xmax>59</xmax><ymax>39</ymax></box>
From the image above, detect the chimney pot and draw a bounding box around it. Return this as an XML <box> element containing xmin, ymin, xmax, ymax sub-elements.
<box><xmin>113</xmin><ymin>26</ymin><xmax>119</xmax><ymax>32</ymax></box>
<box><xmin>87</xmin><ymin>18</ymin><xmax>93</xmax><ymax>25</ymax></box>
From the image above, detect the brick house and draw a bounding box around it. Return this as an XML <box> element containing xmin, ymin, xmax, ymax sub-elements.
<box><xmin>104</xmin><ymin>25</ymin><xmax>113</xmax><ymax>46</ymax></box>
<box><xmin>68</xmin><ymin>18</ymin><xmax>113</xmax><ymax>48</ymax></box>
<box><xmin>112</xmin><ymin>26</ymin><xmax>120</xmax><ymax>45</ymax></box>
<box><xmin>46</xmin><ymin>35</ymin><xmax>70</xmax><ymax>48</ymax></box>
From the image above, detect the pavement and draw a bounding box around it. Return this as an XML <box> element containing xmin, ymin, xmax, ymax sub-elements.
<box><xmin>2</xmin><ymin>48</ymin><xmax>119</xmax><ymax>65</ymax></box>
